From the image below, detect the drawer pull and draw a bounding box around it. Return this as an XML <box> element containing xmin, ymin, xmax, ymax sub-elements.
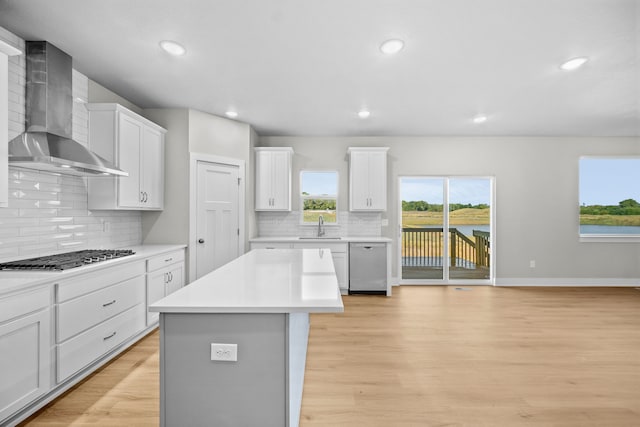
<box><xmin>103</xmin><ymin>331</ymin><xmax>117</xmax><ymax>340</ymax></box>
<box><xmin>165</xmin><ymin>257</ymin><xmax>173</xmax><ymax>262</ymax></box>
<box><xmin>102</xmin><ymin>299</ymin><xmax>116</xmax><ymax>307</ymax></box>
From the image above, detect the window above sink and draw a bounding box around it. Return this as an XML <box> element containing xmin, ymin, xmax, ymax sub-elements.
<box><xmin>300</xmin><ymin>171</ymin><xmax>338</xmax><ymax>225</ymax></box>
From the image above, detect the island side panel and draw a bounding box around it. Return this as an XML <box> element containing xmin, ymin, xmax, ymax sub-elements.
<box><xmin>160</xmin><ymin>313</ymin><xmax>287</xmax><ymax>427</ymax></box>
<box><xmin>287</xmin><ymin>312</ymin><xmax>310</xmax><ymax>427</ymax></box>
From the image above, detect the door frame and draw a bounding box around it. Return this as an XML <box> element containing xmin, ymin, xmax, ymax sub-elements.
<box><xmin>397</xmin><ymin>175</ymin><xmax>496</xmax><ymax>286</ymax></box>
<box><xmin>189</xmin><ymin>153</ymin><xmax>246</xmax><ymax>282</ymax></box>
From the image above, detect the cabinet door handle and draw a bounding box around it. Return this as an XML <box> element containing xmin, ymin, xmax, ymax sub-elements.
<box><xmin>103</xmin><ymin>331</ymin><xmax>117</xmax><ymax>340</ymax></box>
<box><xmin>169</xmin><ymin>272</ymin><xmax>173</xmax><ymax>282</ymax></box>
<box><xmin>198</xmin><ymin>239</ymin><xmax>205</xmax><ymax>244</ymax></box>
<box><xmin>164</xmin><ymin>272</ymin><xmax>168</xmax><ymax>283</ymax></box>
<box><xmin>144</xmin><ymin>192</ymin><xmax>148</xmax><ymax>203</ymax></box>
<box><xmin>140</xmin><ymin>191</ymin><xmax>144</xmax><ymax>202</ymax></box>
<box><xmin>102</xmin><ymin>299</ymin><xmax>116</xmax><ymax>307</ymax></box>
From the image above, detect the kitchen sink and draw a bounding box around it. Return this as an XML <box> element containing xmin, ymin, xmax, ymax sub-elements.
<box><xmin>297</xmin><ymin>237</ymin><xmax>342</xmax><ymax>240</ymax></box>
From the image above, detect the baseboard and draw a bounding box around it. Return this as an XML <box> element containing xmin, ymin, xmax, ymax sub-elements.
<box><xmin>495</xmin><ymin>278</ymin><xmax>640</xmax><ymax>287</ymax></box>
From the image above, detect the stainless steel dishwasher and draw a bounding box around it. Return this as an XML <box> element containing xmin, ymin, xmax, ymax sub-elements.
<box><xmin>349</xmin><ymin>243</ymin><xmax>387</xmax><ymax>294</ymax></box>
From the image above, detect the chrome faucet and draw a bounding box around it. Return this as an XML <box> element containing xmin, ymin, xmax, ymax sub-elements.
<box><xmin>317</xmin><ymin>215</ymin><xmax>325</xmax><ymax>237</ymax></box>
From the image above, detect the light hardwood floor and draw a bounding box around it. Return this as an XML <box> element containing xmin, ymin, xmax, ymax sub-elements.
<box><xmin>20</xmin><ymin>286</ymin><xmax>640</xmax><ymax>426</ymax></box>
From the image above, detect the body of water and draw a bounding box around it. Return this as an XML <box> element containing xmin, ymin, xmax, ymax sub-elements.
<box><xmin>580</xmin><ymin>225</ymin><xmax>640</xmax><ymax>235</ymax></box>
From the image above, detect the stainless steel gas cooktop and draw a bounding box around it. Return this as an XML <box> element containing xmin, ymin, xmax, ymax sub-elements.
<box><xmin>0</xmin><ymin>249</ymin><xmax>135</xmax><ymax>271</ymax></box>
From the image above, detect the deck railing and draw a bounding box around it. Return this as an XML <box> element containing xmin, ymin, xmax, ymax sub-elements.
<box><xmin>402</xmin><ymin>228</ymin><xmax>490</xmax><ymax>268</ymax></box>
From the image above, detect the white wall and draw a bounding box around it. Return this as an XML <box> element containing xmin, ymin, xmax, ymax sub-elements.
<box><xmin>140</xmin><ymin>109</ymin><xmax>190</xmax><ymax>246</ymax></box>
<box><xmin>142</xmin><ymin>108</ymin><xmax>256</xmax><ymax>262</ymax></box>
<box><xmin>260</xmin><ymin>136</ymin><xmax>640</xmax><ymax>282</ymax></box>
<box><xmin>88</xmin><ymin>80</ymin><xmax>145</xmax><ymax>116</ymax></box>
<box><xmin>188</xmin><ymin>109</ymin><xmax>252</xmax><ymax>161</ymax></box>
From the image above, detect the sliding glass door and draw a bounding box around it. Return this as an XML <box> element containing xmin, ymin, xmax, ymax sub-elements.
<box><xmin>400</xmin><ymin>177</ymin><xmax>493</xmax><ymax>284</ymax></box>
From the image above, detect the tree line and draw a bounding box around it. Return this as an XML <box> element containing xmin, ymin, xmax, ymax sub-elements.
<box><xmin>402</xmin><ymin>201</ymin><xmax>489</xmax><ymax>212</ymax></box>
<box><xmin>580</xmin><ymin>198</ymin><xmax>640</xmax><ymax>216</ymax></box>
<box><xmin>303</xmin><ymin>199</ymin><xmax>336</xmax><ymax>210</ymax></box>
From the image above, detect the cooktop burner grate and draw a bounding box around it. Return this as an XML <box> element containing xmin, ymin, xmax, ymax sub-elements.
<box><xmin>0</xmin><ymin>249</ymin><xmax>135</xmax><ymax>271</ymax></box>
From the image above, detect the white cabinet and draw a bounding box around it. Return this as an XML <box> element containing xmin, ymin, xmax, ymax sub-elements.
<box><xmin>146</xmin><ymin>249</ymin><xmax>185</xmax><ymax>325</ymax></box>
<box><xmin>348</xmin><ymin>147</ymin><xmax>389</xmax><ymax>211</ymax></box>
<box><xmin>86</xmin><ymin>103</ymin><xmax>166</xmax><ymax>210</ymax></box>
<box><xmin>292</xmin><ymin>242</ymin><xmax>349</xmax><ymax>293</ymax></box>
<box><xmin>255</xmin><ymin>147</ymin><xmax>293</xmax><ymax>211</ymax></box>
<box><xmin>330</xmin><ymin>251</ymin><xmax>348</xmax><ymax>291</ymax></box>
<box><xmin>0</xmin><ymin>286</ymin><xmax>51</xmax><ymax>421</ymax></box>
<box><xmin>55</xmin><ymin>261</ymin><xmax>146</xmax><ymax>383</ymax></box>
<box><xmin>252</xmin><ymin>241</ymin><xmax>349</xmax><ymax>293</ymax></box>
<box><xmin>0</xmin><ymin>41</ymin><xmax>22</xmax><ymax>208</ymax></box>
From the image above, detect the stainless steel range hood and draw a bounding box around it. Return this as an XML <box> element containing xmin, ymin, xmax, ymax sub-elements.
<box><xmin>8</xmin><ymin>41</ymin><xmax>127</xmax><ymax>177</ymax></box>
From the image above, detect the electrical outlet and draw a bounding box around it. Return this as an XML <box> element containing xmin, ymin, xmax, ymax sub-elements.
<box><xmin>210</xmin><ymin>343</ymin><xmax>238</xmax><ymax>362</ymax></box>
<box><xmin>529</xmin><ymin>260</ymin><xmax>536</xmax><ymax>268</ymax></box>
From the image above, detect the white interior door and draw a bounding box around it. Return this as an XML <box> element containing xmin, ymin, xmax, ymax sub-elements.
<box><xmin>195</xmin><ymin>161</ymin><xmax>240</xmax><ymax>279</ymax></box>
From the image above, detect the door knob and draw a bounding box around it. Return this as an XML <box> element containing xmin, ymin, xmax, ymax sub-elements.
<box><xmin>198</xmin><ymin>239</ymin><xmax>205</xmax><ymax>244</ymax></box>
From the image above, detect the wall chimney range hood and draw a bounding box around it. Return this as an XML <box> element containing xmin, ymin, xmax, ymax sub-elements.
<box><xmin>8</xmin><ymin>41</ymin><xmax>127</xmax><ymax>177</ymax></box>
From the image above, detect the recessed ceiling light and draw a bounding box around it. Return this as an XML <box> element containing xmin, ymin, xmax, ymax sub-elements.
<box><xmin>159</xmin><ymin>40</ymin><xmax>186</xmax><ymax>56</ymax></box>
<box><xmin>473</xmin><ymin>114</ymin><xmax>488</xmax><ymax>124</ymax></box>
<box><xmin>560</xmin><ymin>56</ymin><xmax>588</xmax><ymax>71</ymax></box>
<box><xmin>380</xmin><ymin>39</ymin><xmax>404</xmax><ymax>55</ymax></box>
<box><xmin>358</xmin><ymin>110</ymin><xmax>371</xmax><ymax>119</ymax></box>
<box><xmin>225</xmin><ymin>110</ymin><xmax>238</xmax><ymax>118</ymax></box>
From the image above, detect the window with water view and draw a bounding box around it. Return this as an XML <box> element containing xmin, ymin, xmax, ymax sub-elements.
<box><xmin>579</xmin><ymin>157</ymin><xmax>640</xmax><ymax>238</ymax></box>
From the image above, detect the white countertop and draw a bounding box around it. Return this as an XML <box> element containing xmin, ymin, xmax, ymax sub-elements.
<box><xmin>250</xmin><ymin>236</ymin><xmax>392</xmax><ymax>243</ymax></box>
<box><xmin>0</xmin><ymin>244</ymin><xmax>186</xmax><ymax>295</ymax></box>
<box><xmin>150</xmin><ymin>249</ymin><xmax>344</xmax><ymax>314</ymax></box>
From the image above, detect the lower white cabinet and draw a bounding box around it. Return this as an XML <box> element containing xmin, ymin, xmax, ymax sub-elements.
<box><xmin>55</xmin><ymin>262</ymin><xmax>146</xmax><ymax>383</ymax></box>
<box><xmin>146</xmin><ymin>249</ymin><xmax>185</xmax><ymax>325</ymax></box>
<box><xmin>0</xmin><ymin>246</ymin><xmax>187</xmax><ymax>426</ymax></box>
<box><xmin>57</xmin><ymin>304</ymin><xmax>144</xmax><ymax>382</ymax></box>
<box><xmin>251</xmin><ymin>242</ymin><xmax>349</xmax><ymax>293</ymax></box>
<box><xmin>0</xmin><ymin>286</ymin><xmax>51</xmax><ymax>422</ymax></box>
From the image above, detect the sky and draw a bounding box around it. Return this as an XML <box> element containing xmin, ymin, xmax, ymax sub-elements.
<box><xmin>579</xmin><ymin>158</ymin><xmax>640</xmax><ymax>206</ymax></box>
<box><xmin>301</xmin><ymin>172</ymin><xmax>338</xmax><ymax>195</ymax></box>
<box><xmin>400</xmin><ymin>178</ymin><xmax>491</xmax><ymax>205</ymax></box>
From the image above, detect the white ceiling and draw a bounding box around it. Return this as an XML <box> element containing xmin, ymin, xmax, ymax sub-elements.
<box><xmin>0</xmin><ymin>0</ymin><xmax>638</xmax><ymax>137</ymax></box>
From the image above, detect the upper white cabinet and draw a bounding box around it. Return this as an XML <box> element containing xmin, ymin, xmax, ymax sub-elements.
<box><xmin>0</xmin><ymin>41</ymin><xmax>22</xmax><ymax>208</ymax></box>
<box><xmin>255</xmin><ymin>147</ymin><xmax>293</xmax><ymax>211</ymax></box>
<box><xmin>348</xmin><ymin>147</ymin><xmax>389</xmax><ymax>211</ymax></box>
<box><xmin>86</xmin><ymin>103</ymin><xmax>166</xmax><ymax>210</ymax></box>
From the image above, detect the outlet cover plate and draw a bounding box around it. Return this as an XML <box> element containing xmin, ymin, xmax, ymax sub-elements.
<box><xmin>211</xmin><ymin>343</ymin><xmax>238</xmax><ymax>362</ymax></box>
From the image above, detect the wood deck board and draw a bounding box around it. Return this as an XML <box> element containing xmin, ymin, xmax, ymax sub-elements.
<box><xmin>19</xmin><ymin>286</ymin><xmax>640</xmax><ymax>426</ymax></box>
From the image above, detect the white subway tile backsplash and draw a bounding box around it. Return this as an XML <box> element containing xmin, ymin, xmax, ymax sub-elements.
<box><xmin>256</xmin><ymin>211</ymin><xmax>382</xmax><ymax>238</ymax></box>
<box><xmin>0</xmin><ymin>26</ymin><xmax>143</xmax><ymax>263</ymax></box>
<box><xmin>0</xmin><ymin>228</ymin><xmax>19</xmax><ymax>238</ymax></box>
<box><xmin>20</xmin><ymin>226</ymin><xmax>58</xmax><ymax>236</ymax></box>
<box><xmin>19</xmin><ymin>208</ymin><xmax>59</xmax><ymax>218</ymax></box>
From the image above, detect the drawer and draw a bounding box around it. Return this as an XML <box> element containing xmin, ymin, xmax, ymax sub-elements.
<box><xmin>250</xmin><ymin>242</ymin><xmax>293</xmax><ymax>250</ymax></box>
<box><xmin>56</xmin><ymin>303</ymin><xmax>145</xmax><ymax>383</ymax></box>
<box><xmin>56</xmin><ymin>261</ymin><xmax>145</xmax><ymax>303</ymax></box>
<box><xmin>57</xmin><ymin>275</ymin><xmax>145</xmax><ymax>342</ymax></box>
<box><xmin>0</xmin><ymin>286</ymin><xmax>50</xmax><ymax>324</ymax></box>
<box><xmin>147</xmin><ymin>249</ymin><xmax>185</xmax><ymax>272</ymax></box>
<box><xmin>291</xmin><ymin>242</ymin><xmax>347</xmax><ymax>253</ymax></box>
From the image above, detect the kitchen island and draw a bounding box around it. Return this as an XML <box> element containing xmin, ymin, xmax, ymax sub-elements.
<box><xmin>149</xmin><ymin>248</ymin><xmax>343</xmax><ymax>427</ymax></box>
